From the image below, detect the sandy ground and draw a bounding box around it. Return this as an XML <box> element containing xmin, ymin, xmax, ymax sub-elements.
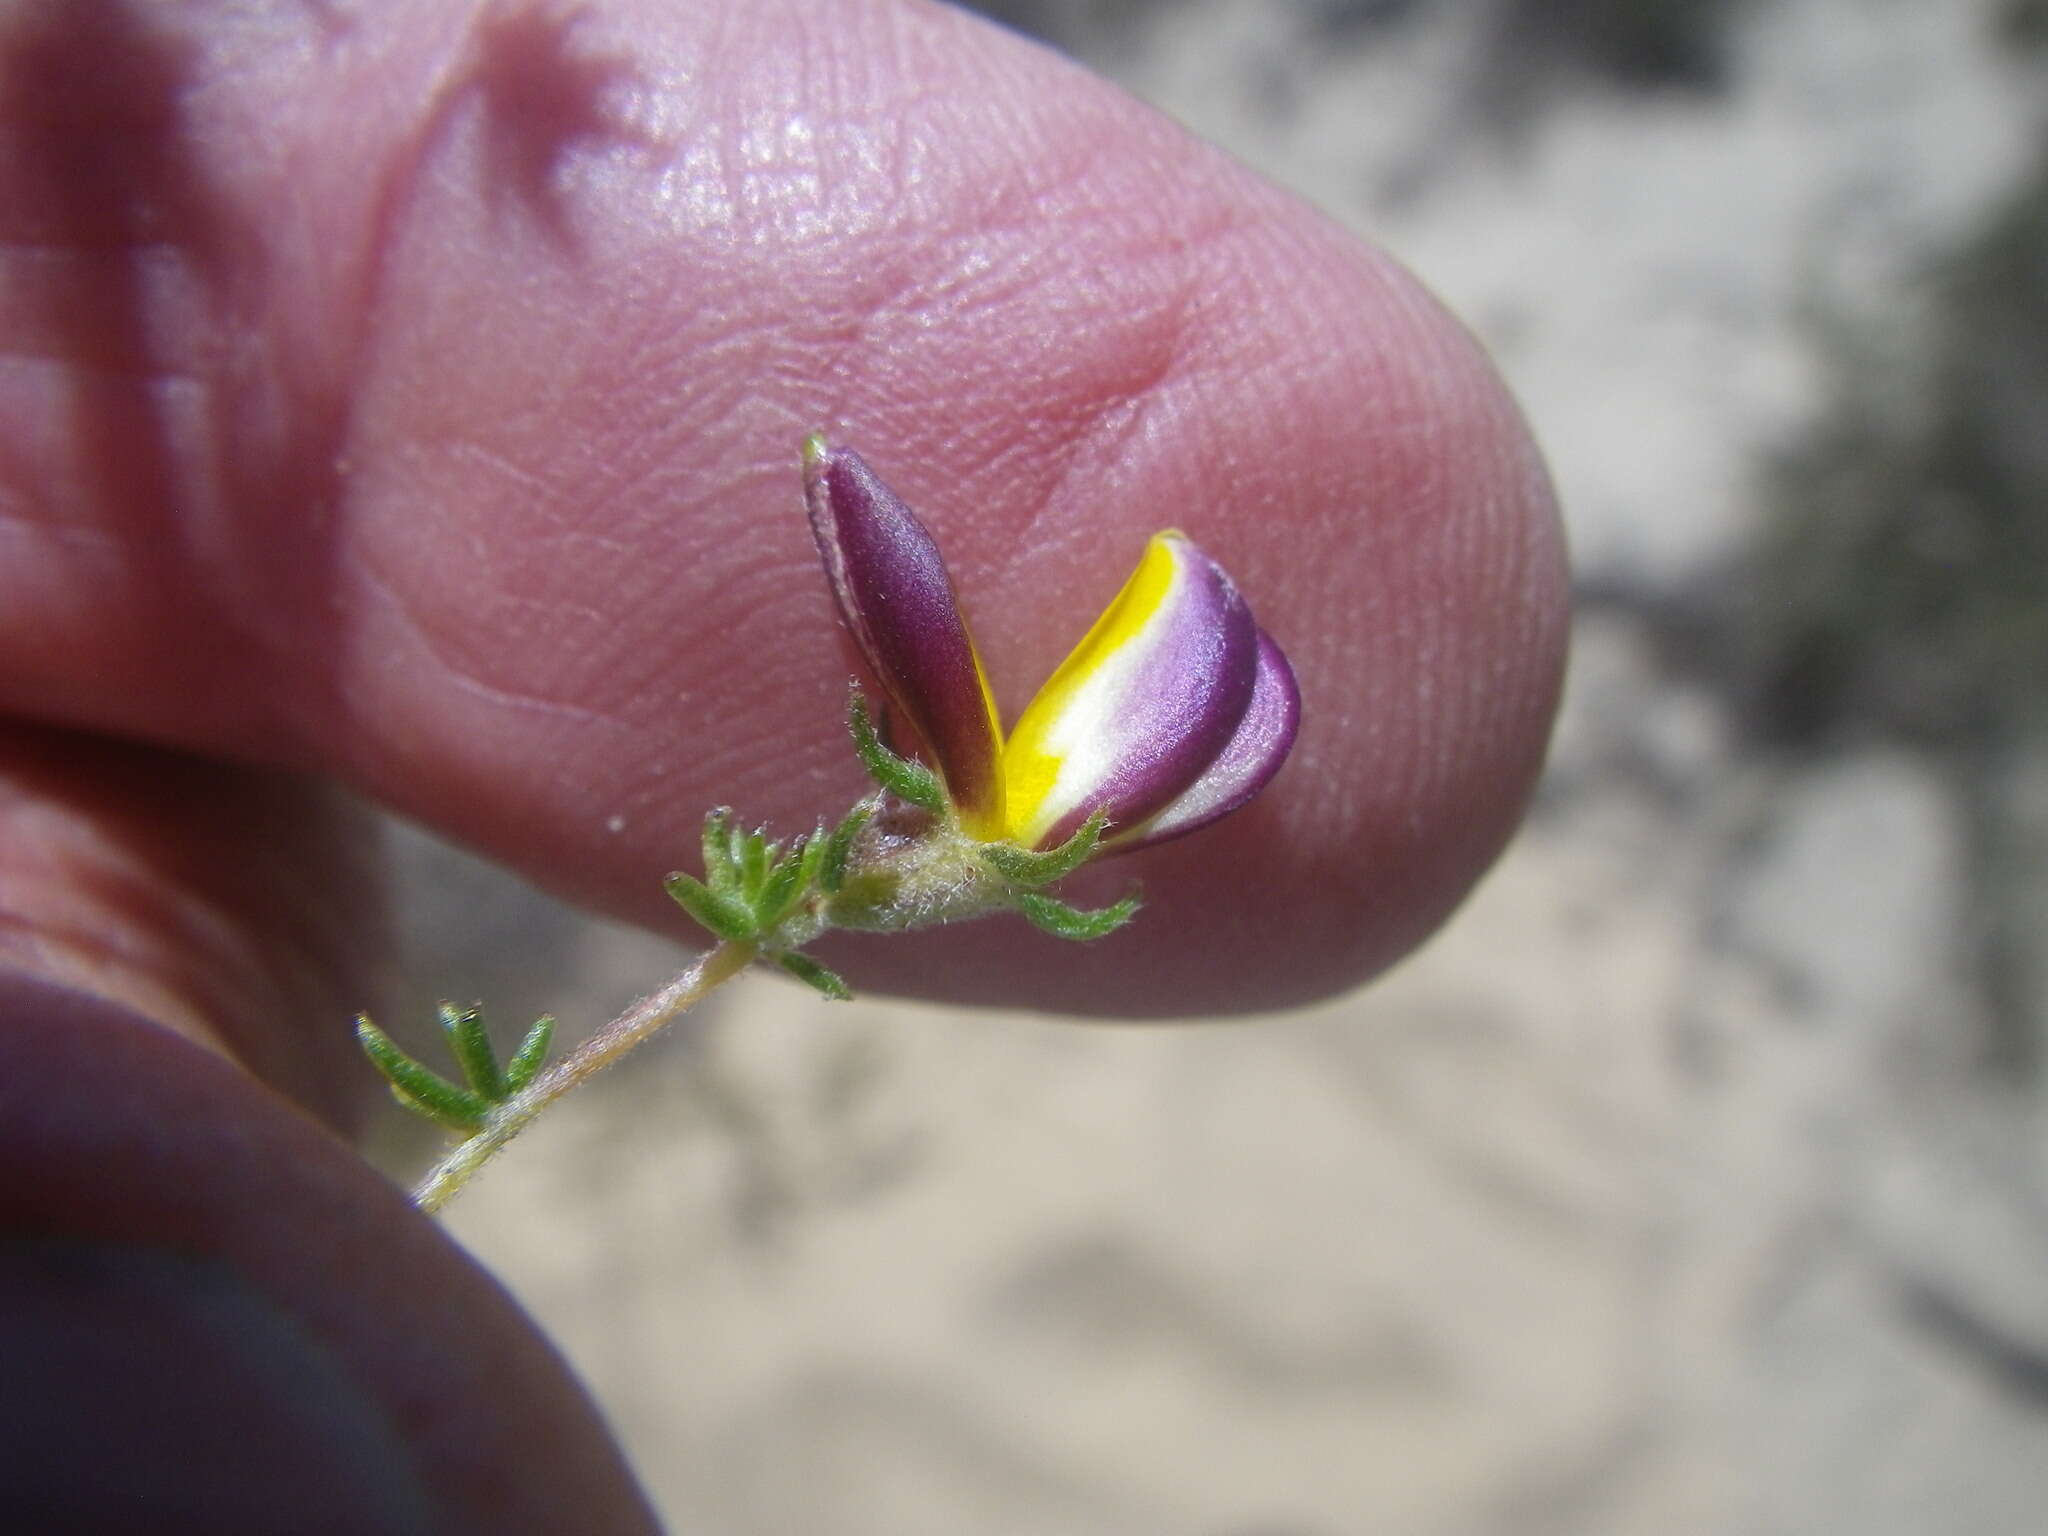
<box><xmin>376</xmin><ymin>2</ymin><xmax>2048</xmax><ymax>1531</ymax></box>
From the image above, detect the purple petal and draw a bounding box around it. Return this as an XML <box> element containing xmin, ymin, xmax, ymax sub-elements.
<box><xmin>1109</xmin><ymin>628</ymin><xmax>1300</xmax><ymax>851</ymax></box>
<box><xmin>803</xmin><ymin>439</ymin><xmax>1005</xmax><ymax>837</ymax></box>
<box><xmin>1002</xmin><ymin>533</ymin><xmax>1259</xmax><ymax>849</ymax></box>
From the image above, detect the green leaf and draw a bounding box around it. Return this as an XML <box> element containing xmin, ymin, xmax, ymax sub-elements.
<box><xmin>504</xmin><ymin>1014</ymin><xmax>556</xmax><ymax>1093</ymax></box>
<box><xmin>979</xmin><ymin>810</ymin><xmax>1108</xmax><ymax>887</ymax></box>
<box><xmin>776</xmin><ymin>951</ymin><xmax>852</xmax><ymax>1000</ymax></box>
<box><xmin>754</xmin><ymin>838</ymin><xmax>810</xmax><ymax>928</ymax></box>
<box><xmin>740</xmin><ymin>829</ymin><xmax>770</xmax><ymax>896</ymax></box>
<box><xmin>847</xmin><ymin>690</ymin><xmax>944</xmax><ymax>812</ymax></box>
<box><xmin>355</xmin><ymin>1016</ymin><xmax>489</xmax><ymax>1131</ymax></box>
<box><xmin>821</xmin><ymin>799</ymin><xmax>876</xmax><ymax>894</ymax></box>
<box><xmin>1012</xmin><ymin>887</ymin><xmax>1142</xmax><ymax>942</ymax></box>
<box><xmin>702</xmin><ymin>808</ymin><xmax>738</xmax><ymax>895</ymax></box>
<box><xmin>664</xmin><ymin>870</ymin><xmax>759</xmax><ymax>941</ymax></box>
<box><xmin>795</xmin><ymin>821</ymin><xmax>830</xmax><ymax>896</ymax></box>
<box><xmin>438</xmin><ymin>1002</ymin><xmax>504</xmax><ymax>1099</ymax></box>
<box><xmin>388</xmin><ymin>1085</ymin><xmax>491</xmax><ymax>1134</ymax></box>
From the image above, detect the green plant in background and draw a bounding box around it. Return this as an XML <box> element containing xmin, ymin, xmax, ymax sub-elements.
<box><xmin>356</xmin><ymin>1005</ymin><xmax>555</xmax><ymax>1134</ymax></box>
<box><xmin>1750</xmin><ymin>160</ymin><xmax>2048</xmax><ymax>750</ymax></box>
<box><xmin>359</xmin><ymin>436</ymin><xmax>1302</xmax><ymax>1211</ymax></box>
<box><xmin>1747</xmin><ymin>142</ymin><xmax>2048</xmax><ymax>1071</ymax></box>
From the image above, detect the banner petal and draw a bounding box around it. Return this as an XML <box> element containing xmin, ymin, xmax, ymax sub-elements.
<box><xmin>804</xmin><ymin>439</ymin><xmax>1006</xmax><ymax>838</ymax></box>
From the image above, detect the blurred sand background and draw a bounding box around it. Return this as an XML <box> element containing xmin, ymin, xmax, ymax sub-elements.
<box><xmin>369</xmin><ymin>2</ymin><xmax>2048</xmax><ymax>1530</ymax></box>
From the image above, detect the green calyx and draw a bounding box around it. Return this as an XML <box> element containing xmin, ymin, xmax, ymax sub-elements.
<box><xmin>661</xmin><ymin>683</ymin><xmax>1144</xmax><ymax>997</ymax></box>
<box><xmin>776</xmin><ymin>950</ymin><xmax>852</xmax><ymax>1000</ymax></box>
<box><xmin>1012</xmin><ymin>887</ymin><xmax>1142</xmax><ymax>941</ymax></box>
<box><xmin>820</xmin><ymin>798</ymin><xmax>874</xmax><ymax>894</ymax></box>
<box><xmin>356</xmin><ymin>1005</ymin><xmax>557</xmax><ymax>1133</ymax></box>
<box><xmin>846</xmin><ymin>688</ymin><xmax>945</xmax><ymax>813</ymax></box>
<box><xmin>973</xmin><ymin>811</ymin><xmax>1138</xmax><ymax>942</ymax></box>
<box><xmin>978</xmin><ymin>810</ymin><xmax>1107</xmax><ymax>886</ymax></box>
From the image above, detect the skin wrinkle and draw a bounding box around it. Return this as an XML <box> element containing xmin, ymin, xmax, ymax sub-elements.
<box><xmin>995</xmin><ymin>217</ymin><xmax>1201</xmax><ymax>574</ymax></box>
<box><xmin>1</xmin><ymin>891</ymin><xmax>237</xmax><ymax>1073</ymax></box>
<box><xmin>553</xmin><ymin>444</ymin><xmax>830</xmax><ymax>722</ymax></box>
<box><xmin>0</xmin><ymin>729</ymin><xmax>384</xmax><ymax>1129</ymax></box>
<box><xmin>292</xmin><ymin>1</ymin><xmax>638</xmax><ymax>748</ymax></box>
<box><xmin>445</xmin><ymin>432</ymin><xmax>554</xmax><ymax>497</ymax></box>
<box><xmin>794</xmin><ymin>21</ymin><xmax>1203</xmax><ymax>455</ymax></box>
<box><xmin>0</xmin><ymin>4</ymin><xmax>448</xmax><ymax>759</ymax></box>
<box><xmin>336</xmin><ymin>440</ymin><xmax>829</xmax><ymax>885</ymax></box>
<box><xmin>0</xmin><ymin>6</ymin><xmax>243</xmax><ymax>716</ymax></box>
<box><xmin>330</xmin><ymin>403</ymin><xmax>766</xmax><ymax>788</ymax></box>
<box><xmin>969</xmin><ymin>172</ymin><xmax>1332</xmax><ymax>622</ymax></box>
<box><xmin>347</xmin><ymin>475</ymin><xmax>619</xmax><ymax>721</ymax></box>
<box><xmin>336</xmin><ymin>532</ymin><xmax>636</xmax><ymax>752</ymax></box>
<box><xmin>711</xmin><ymin>48</ymin><xmax>1060</xmax><ymax>373</ymax></box>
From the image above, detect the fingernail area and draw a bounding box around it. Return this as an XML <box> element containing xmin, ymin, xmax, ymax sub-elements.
<box><xmin>0</xmin><ymin>1237</ymin><xmax>437</xmax><ymax>1534</ymax></box>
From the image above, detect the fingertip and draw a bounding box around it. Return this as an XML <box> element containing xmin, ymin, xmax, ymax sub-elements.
<box><xmin>0</xmin><ymin>0</ymin><xmax>1564</xmax><ymax>1019</ymax></box>
<box><xmin>335</xmin><ymin>0</ymin><xmax>1568</xmax><ymax>1011</ymax></box>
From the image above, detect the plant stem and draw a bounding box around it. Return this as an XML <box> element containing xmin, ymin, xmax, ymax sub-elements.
<box><xmin>411</xmin><ymin>939</ymin><xmax>758</xmax><ymax>1213</ymax></box>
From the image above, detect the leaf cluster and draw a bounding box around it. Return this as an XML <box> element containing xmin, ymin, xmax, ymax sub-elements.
<box><xmin>662</xmin><ymin>805</ymin><xmax>869</xmax><ymax>999</ymax></box>
<box><xmin>362</xmin><ymin>687</ymin><xmax>1147</xmax><ymax>1136</ymax></box>
<box><xmin>356</xmin><ymin>1004</ymin><xmax>555</xmax><ymax>1132</ymax></box>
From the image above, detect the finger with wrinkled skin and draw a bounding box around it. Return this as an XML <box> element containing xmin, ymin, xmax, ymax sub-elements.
<box><xmin>0</xmin><ymin>0</ymin><xmax>1567</xmax><ymax>1037</ymax></box>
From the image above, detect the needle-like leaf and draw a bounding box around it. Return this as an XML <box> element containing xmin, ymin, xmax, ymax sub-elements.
<box><xmin>702</xmin><ymin>808</ymin><xmax>739</xmax><ymax>895</ymax></box>
<box><xmin>776</xmin><ymin>951</ymin><xmax>852</xmax><ymax>1000</ymax></box>
<box><xmin>754</xmin><ymin>839</ymin><xmax>810</xmax><ymax>927</ymax></box>
<box><xmin>979</xmin><ymin>810</ymin><xmax>1108</xmax><ymax>887</ymax></box>
<box><xmin>664</xmin><ymin>870</ymin><xmax>759</xmax><ymax>941</ymax></box>
<box><xmin>504</xmin><ymin>1014</ymin><xmax>556</xmax><ymax>1093</ymax></box>
<box><xmin>1012</xmin><ymin>888</ymin><xmax>1142</xmax><ymax>942</ymax></box>
<box><xmin>356</xmin><ymin>1016</ymin><xmax>490</xmax><ymax>1131</ymax></box>
<box><xmin>438</xmin><ymin>1002</ymin><xmax>503</xmax><ymax>1099</ymax></box>
<box><xmin>822</xmin><ymin>799</ymin><xmax>876</xmax><ymax>894</ymax></box>
<box><xmin>848</xmin><ymin>690</ymin><xmax>945</xmax><ymax>812</ymax></box>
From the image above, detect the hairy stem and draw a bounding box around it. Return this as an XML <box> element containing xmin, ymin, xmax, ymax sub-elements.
<box><xmin>412</xmin><ymin>939</ymin><xmax>758</xmax><ymax>1213</ymax></box>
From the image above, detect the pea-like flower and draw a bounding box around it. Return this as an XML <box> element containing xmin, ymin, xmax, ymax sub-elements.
<box><xmin>361</xmin><ymin>436</ymin><xmax>1309</xmax><ymax>1204</ymax></box>
<box><xmin>804</xmin><ymin>436</ymin><xmax>1299</xmax><ymax>855</ymax></box>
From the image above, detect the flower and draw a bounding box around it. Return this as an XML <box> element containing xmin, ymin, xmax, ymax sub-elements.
<box><xmin>803</xmin><ymin>436</ymin><xmax>1299</xmax><ymax>853</ymax></box>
